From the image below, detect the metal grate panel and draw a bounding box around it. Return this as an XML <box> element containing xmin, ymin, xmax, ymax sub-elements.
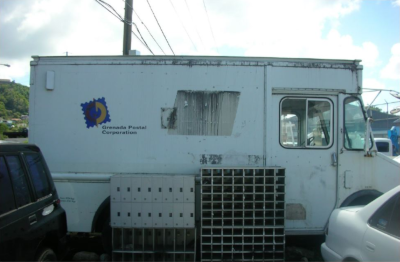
<box><xmin>201</xmin><ymin>168</ymin><xmax>285</xmax><ymax>261</ymax></box>
<box><xmin>112</xmin><ymin>228</ymin><xmax>196</xmax><ymax>262</ymax></box>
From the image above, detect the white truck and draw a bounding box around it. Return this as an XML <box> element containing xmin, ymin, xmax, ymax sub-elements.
<box><xmin>29</xmin><ymin>55</ymin><xmax>399</xmax><ymax>260</ymax></box>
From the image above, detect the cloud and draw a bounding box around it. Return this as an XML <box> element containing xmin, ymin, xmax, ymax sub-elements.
<box><xmin>380</xmin><ymin>43</ymin><xmax>400</xmax><ymax>80</ymax></box>
<box><xmin>0</xmin><ymin>0</ymin><xmax>375</xmax><ymax>85</ymax></box>
<box><xmin>393</xmin><ymin>0</ymin><xmax>400</xmax><ymax>7</ymax></box>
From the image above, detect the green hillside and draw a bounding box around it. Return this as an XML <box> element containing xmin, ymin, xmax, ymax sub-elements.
<box><xmin>0</xmin><ymin>82</ymin><xmax>29</xmax><ymax>119</ymax></box>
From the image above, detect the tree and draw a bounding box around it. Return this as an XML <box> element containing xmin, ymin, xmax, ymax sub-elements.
<box><xmin>367</xmin><ymin>106</ymin><xmax>382</xmax><ymax>112</ymax></box>
<box><xmin>0</xmin><ymin>82</ymin><xmax>29</xmax><ymax>119</ymax></box>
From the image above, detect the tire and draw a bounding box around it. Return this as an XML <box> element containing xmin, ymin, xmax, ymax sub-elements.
<box><xmin>36</xmin><ymin>248</ymin><xmax>57</xmax><ymax>262</ymax></box>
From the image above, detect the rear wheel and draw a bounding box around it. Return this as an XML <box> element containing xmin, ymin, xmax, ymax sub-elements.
<box><xmin>36</xmin><ymin>248</ymin><xmax>57</xmax><ymax>262</ymax></box>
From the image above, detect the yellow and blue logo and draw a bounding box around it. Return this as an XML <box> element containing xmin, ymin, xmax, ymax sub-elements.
<box><xmin>81</xmin><ymin>97</ymin><xmax>111</xmax><ymax>128</ymax></box>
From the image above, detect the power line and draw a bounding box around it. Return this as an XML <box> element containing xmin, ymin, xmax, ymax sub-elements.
<box><xmin>202</xmin><ymin>0</ymin><xmax>219</xmax><ymax>53</ymax></box>
<box><xmin>95</xmin><ymin>0</ymin><xmax>154</xmax><ymax>55</ymax></box>
<box><xmin>122</xmin><ymin>0</ymin><xmax>166</xmax><ymax>55</ymax></box>
<box><xmin>146</xmin><ymin>0</ymin><xmax>175</xmax><ymax>55</ymax></box>
<box><xmin>169</xmin><ymin>0</ymin><xmax>197</xmax><ymax>52</ymax></box>
<box><xmin>184</xmin><ymin>0</ymin><xmax>205</xmax><ymax>50</ymax></box>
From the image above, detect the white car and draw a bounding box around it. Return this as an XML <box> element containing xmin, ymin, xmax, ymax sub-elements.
<box><xmin>321</xmin><ymin>185</ymin><xmax>400</xmax><ymax>261</ymax></box>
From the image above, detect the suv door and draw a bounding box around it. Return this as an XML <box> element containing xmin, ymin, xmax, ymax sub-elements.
<box><xmin>0</xmin><ymin>148</ymin><xmax>66</xmax><ymax>261</ymax></box>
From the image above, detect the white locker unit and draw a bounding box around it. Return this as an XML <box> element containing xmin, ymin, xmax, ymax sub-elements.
<box><xmin>111</xmin><ymin>175</ymin><xmax>196</xmax><ymax>262</ymax></box>
<box><xmin>141</xmin><ymin>203</ymin><xmax>153</xmax><ymax>227</ymax></box>
<box><xmin>152</xmin><ymin>203</ymin><xmax>164</xmax><ymax>228</ymax></box>
<box><xmin>111</xmin><ymin>175</ymin><xmax>121</xmax><ymax>202</ymax></box>
<box><xmin>152</xmin><ymin>177</ymin><xmax>163</xmax><ymax>202</ymax></box>
<box><xmin>183</xmin><ymin>203</ymin><xmax>195</xmax><ymax>228</ymax></box>
<box><xmin>141</xmin><ymin>177</ymin><xmax>152</xmax><ymax>203</ymax></box>
<box><xmin>111</xmin><ymin>175</ymin><xmax>196</xmax><ymax>229</ymax></box>
<box><xmin>162</xmin><ymin>177</ymin><xmax>174</xmax><ymax>202</ymax></box>
<box><xmin>120</xmin><ymin>203</ymin><xmax>132</xmax><ymax>228</ymax></box>
<box><xmin>173</xmin><ymin>176</ymin><xmax>184</xmax><ymax>202</ymax></box>
<box><xmin>121</xmin><ymin>177</ymin><xmax>132</xmax><ymax>202</ymax></box>
<box><xmin>162</xmin><ymin>203</ymin><xmax>174</xmax><ymax>228</ymax></box>
<box><xmin>111</xmin><ymin>202</ymin><xmax>122</xmax><ymax>227</ymax></box>
<box><xmin>184</xmin><ymin>176</ymin><xmax>195</xmax><ymax>202</ymax></box>
<box><xmin>131</xmin><ymin>177</ymin><xmax>142</xmax><ymax>202</ymax></box>
<box><xmin>131</xmin><ymin>203</ymin><xmax>142</xmax><ymax>227</ymax></box>
<box><xmin>173</xmin><ymin>203</ymin><xmax>184</xmax><ymax>228</ymax></box>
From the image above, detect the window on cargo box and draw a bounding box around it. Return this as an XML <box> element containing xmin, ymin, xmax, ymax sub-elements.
<box><xmin>25</xmin><ymin>154</ymin><xmax>51</xmax><ymax>199</ymax></box>
<box><xmin>280</xmin><ymin>98</ymin><xmax>333</xmax><ymax>148</ymax></box>
<box><xmin>0</xmin><ymin>156</ymin><xmax>16</xmax><ymax>215</ymax></box>
<box><xmin>164</xmin><ymin>91</ymin><xmax>240</xmax><ymax>136</ymax></box>
<box><xmin>5</xmin><ymin>156</ymin><xmax>32</xmax><ymax>207</ymax></box>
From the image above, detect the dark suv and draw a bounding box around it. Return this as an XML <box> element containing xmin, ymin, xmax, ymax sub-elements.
<box><xmin>0</xmin><ymin>144</ymin><xmax>67</xmax><ymax>261</ymax></box>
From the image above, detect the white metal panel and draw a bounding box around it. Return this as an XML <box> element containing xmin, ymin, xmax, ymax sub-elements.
<box><xmin>29</xmin><ymin>62</ymin><xmax>265</xmax><ymax>175</ymax></box>
<box><xmin>131</xmin><ymin>177</ymin><xmax>142</xmax><ymax>202</ymax></box>
<box><xmin>131</xmin><ymin>203</ymin><xmax>142</xmax><ymax>227</ymax></box>
<box><xmin>110</xmin><ymin>175</ymin><xmax>121</xmax><ymax>202</ymax></box>
<box><xmin>141</xmin><ymin>177</ymin><xmax>152</xmax><ymax>203</ymax></box>
<box><xmin>121</xmin><ymin>176</ymin><xmax>132</xmax><ymax>202</ymax></box>
<box><xmin>152</xmin><ymin>177</ymin><xmax>163</xmax><ymax>202</ymax></box>
<box><xmin>183</xmin><ymin>203</ymin><xmax>195</xmax><ymax>228</ymax></box>
<box><xmin>173</xmin><ymin>176</ymin><xmax>184</xmax><ymax>203</ymax></box>
<box><xmin>162</xmin><ymin>203</ymin><xmax>174</xmax><ymax>228</ymax></box>
<box><xmin>141</xmin><ymin>203</ymin><xmax>153</xmax><ymax>227</ymax></box>
<box><xmin>270</xmin><ymin>66</ymin><xmax>358</xmax><ymax>93</ymax></box>
<box><xmin>121</xmin><ymin>203</ymin><xmax>132</xmax><ymax>228</ymax></box>
<box><xmin>183</xmin><ymin>176</ymin><xmax>195</xmax><ymax>203</ymax></box>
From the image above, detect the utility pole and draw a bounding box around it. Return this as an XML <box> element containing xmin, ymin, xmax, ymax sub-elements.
<box><xmin>123</xmin><ymin>0</ymin><xmax>133</xmax><ymax>55</ymax></box>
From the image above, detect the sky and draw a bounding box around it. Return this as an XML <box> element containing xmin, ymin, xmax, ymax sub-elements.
<box><xmin>0</xmin><ymin>0</ymin><xmax>399</xmax><ymax>113</ymax></box>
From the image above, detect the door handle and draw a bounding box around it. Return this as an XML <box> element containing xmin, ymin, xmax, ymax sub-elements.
<box><xmin>29</xmin><ymin>214</ymin><xmax>37</xmax><ymax>225</ymax></box>
<box><xmin>366</xmin><ymin>241</ymin><xmax>375</xmax><ymax>252</ymax></box>
<box><xmin>331</xmin><ymin>152</ymin><xmax>337</xmax><ymax>166</ymax></box>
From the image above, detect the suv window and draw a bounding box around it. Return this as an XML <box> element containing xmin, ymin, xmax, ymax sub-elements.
<box><xmin>0</xmin><ymin>157</ymin><xmax>16</xmax><ymax>215</ymax></box>
<box><xmin>25</xmin><ymin>154</ymin><xmax>51</xmax><ymax>199</ymax></box>
<box><xmin>5</xmin><ymin>156</ymin><xmax>32</xmax><ymax>208</ymax></box>
<box><xmin>369</xmin><ymin>193</ymin><xmax>400</xmax><ymax>238</ymax></box>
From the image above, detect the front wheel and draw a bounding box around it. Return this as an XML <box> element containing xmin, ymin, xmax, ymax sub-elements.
<box><xmin>36</xmin><ymin>248</ymin><xmax>57</xmax><ymax>262</ymax></box>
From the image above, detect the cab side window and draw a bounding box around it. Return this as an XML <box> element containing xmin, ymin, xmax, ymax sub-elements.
<box><xmin>0</xmin><ymin>157</ymin><xmax>16</xmax><ymax>215</ymax></box>
<box><xmin>369</xmin><ymin>193</ymin><xmax>400</xmax><ymax>238</ymax></box>
<box><xmin>5</xmin><ymin>156</ymin><xmax>32</xmax><ymax>208</ymax></box>
<box><xmin>25</xmin><ymin>154</ymin><xmax>51</xmax><ymax>199</ymax></box>
<box><xmin>280</xmin><ymin>98</ymin><xmax>333</xmax><ymax>148</ymax></box>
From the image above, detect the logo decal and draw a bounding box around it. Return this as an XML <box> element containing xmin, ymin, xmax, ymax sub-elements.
<box><xmin>81</xmin><ymin>97</ymin><xmax>111</xmax><ymax>128</ymax></box>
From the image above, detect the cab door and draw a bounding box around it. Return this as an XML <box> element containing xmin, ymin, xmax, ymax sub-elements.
<box><xmin>267</xmin><ymin>94</ymin><xmax>338</xmax><ymax>233</ymax></box>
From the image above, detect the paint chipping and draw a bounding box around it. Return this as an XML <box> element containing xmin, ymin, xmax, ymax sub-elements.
<box><xmin>248</xmin><ymin>155</ymin><xmax>262</xmax><ymax>165</ymax></box>
<box><xmin>286</xmin><ymin>204</ymin><xmax>306</xmax><ymax>220</ymax></box>
<box><xmin>200</xmin><ymin>154</ymin><xmax>223</xmax><ymax>165</ymax></box>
